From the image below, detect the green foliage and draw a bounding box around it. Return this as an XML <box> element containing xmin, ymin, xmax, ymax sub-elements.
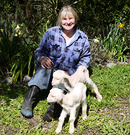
<box><xmin>0</xmin><ymin>0</ymin><xmax>15</xmax><ymax>15</ymax></box>
<box><xmin>89</xmin><ymin>20</ymin><xmax>129</xmax><ymax>63</ymax></box>
<box><xmin>0</xmin><ymin>18</ymin><xmax>37</xmax><ymax>83</ymax></box>
<box><xmin>0</xmin><ymin>64</ymin><xmax>130</xmax><ymax>134</ymax></box>
<box><xmin>89</xmin><ymin>40</ymin><xmax>108</xmax><ymax>67</ymax></box>
<box><xmin>75</xmin><ymin>0</ymin><xmax>129</xmax><ymax>36</ymax></box>
<box><xmin>0</xmin><ymin>19</ymin><xmax>22</xmax><ymax>67</ymax></box>
<box><xmin>0</xmin><ymin>0</ymin><xmax>129</xmax><ymax>83</ymax></box>
<box><xmin>1</xmin><ymin>0</ymin><xmax>129</xmax><ymax>38</ymax></box>
<box><xmin>100</xmin><ymin>21</ymin><xmax>129</xmax><ymax>62</ymax></box>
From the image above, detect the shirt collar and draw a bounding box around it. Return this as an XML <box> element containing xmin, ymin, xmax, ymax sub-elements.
<box><xmin>59</xmin><ymin>25</ymin><xmax>82</xmax><ymax>39</ymax></box>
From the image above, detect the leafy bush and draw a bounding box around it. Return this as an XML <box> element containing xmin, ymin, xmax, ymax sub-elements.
<box><xmin>75</xmin><ymin>0</ymin><xmax>129</xmax><ymax>37</ymax></box>
<box><xmin>89</xmin><ymin>40</ymin><xmax>108</xmax><ymax>68</ymax></box>
<box><xmin>100</xmin><ymin>21</ymin><xmax>129</xmax><ymax>62</ymax></box>
<box><xmin>0</xmin><ymin>0</ymin><xmax>129</xmax><ymax>83</ymax></box>
<box><xmin>0</xmin><ymin>18</ymin><xmax>37</xmax><ymax>83</ymax></box>
<box><xmin>1</xmin><ymin>0</ymin><xmax>129</xmax><ymax>39</ymax></box>
<box><xmin>89</xmin><ymin>20</ymin><xmax>129</xmax><ymax>64</ymax></box>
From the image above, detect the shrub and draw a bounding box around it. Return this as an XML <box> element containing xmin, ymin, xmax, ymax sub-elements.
<box><xmin>89</xmin><ymin>40</ymin><xmax>108</xmax><ymax>68</ymax></box>
<box><xmin>0</xmin><ymin>18</ymin><xmax>37</xmax><ymax>83</ymax></box>
<box><xmin>100</xmin><ymin>21</ymin><xmax>128</xmax><ymax>62</ymax></box>
<box><xmin>89</xmin><ymin>20</ymin><xmax>129</xmax><ymax>67</ymax></box>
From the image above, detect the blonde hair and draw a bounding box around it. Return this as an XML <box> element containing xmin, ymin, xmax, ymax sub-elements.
<box><xmin>56</xmin><ymin>6</ymin><xmax>78</xmax><ymax>26</ymax></box>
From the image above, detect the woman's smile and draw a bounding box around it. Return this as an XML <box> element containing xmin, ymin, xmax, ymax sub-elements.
<box><xmin>61</xmin><ymin>14</ymin><xmax>75</xmax><ymax>31</ymax></box>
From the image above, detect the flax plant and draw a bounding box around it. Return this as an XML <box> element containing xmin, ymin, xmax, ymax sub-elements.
<box><xmin>100</xmin><ymin>21</ymin><xmax>128</xmax><ymax>62</ymax></box>
<box><xmin>0</xmin><ymin>19</ymin><xmax>36</xmax><ymax>83</ymax></box>
<box><xmin>0</xmin><ymin>20</ymin><xmax>22</xmax><ymax>68</ymax></box>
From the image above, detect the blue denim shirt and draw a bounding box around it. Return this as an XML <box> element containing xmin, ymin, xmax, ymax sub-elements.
<box><xmin>35</xmin><ymin>26</ymin><xmax>91</xmax><ymax>75</ymax></box>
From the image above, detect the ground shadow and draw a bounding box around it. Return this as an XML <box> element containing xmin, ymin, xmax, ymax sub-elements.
<box><xmin>88</xmin><ymin>66</ymin><xmax>93</xmax><ymax>76</ymax></box>
<box><xmin>0</xmin><ymin>82</ymin><xmax>50</xmax><ymax>106</ymax></box>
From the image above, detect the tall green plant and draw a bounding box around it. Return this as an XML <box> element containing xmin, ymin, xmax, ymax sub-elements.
<box><xmin>0</xmin><ymin>19</ymin><xmax>37</xmax><ymax>83</ymax></box>
<box><xmin>10</xmin><ymin>40</ymin><xmax>36</xmax><ymax>83</ymax></box>
<box><xmin>99</xmin><ymin>21</ymin><xmax>128</xmax><ymax>62</ymax></box>
<box><xmin>0</xmin><ymin>20</ymin><xmax>22</xmax><ymax>67</ymax></box>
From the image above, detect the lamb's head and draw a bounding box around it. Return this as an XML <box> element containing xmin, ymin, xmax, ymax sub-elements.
<box><xmin>52</xmin><ymin>70</ymin><xmax>69</xmax><ymax>86</ymax></box>
<box><xmin>47</xmin><ymin>88</ymin><xmax>63</xmax><ymax>103</ymax></box>
<box><xmin>77</xmin><ymin>66</ymin><xmax>89</xmax><ymax>79</ymax></box>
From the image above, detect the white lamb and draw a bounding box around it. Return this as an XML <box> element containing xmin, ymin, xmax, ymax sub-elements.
<box><xmin>47</xmin><ymin>82</ymin><xmax>87</xmax><ymax>134</ymax></box>
<box><xmin>52</xmin><ymin>65</ymin><xmax>102</xmax><ymax>102</ymax></box>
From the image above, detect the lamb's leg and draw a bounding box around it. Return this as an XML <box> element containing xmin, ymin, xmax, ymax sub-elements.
<box><xmin>86</xmin><ymin>77</ymin><xmax>102</xmax><ymax>102</ymax></box>
<box><xmin>75</xmin><ymin>106</ymin><xmax>80</xmax><ymax>118</ymax></box>
<box><xmin>82</xmin><ymin>100</ymin><xmax>87</xmax><ymax>120</ymax></box>
<box><xmin>69</xmin><ymin>108</ymin><xmax>77</xmax><ymax>134</ymax></box>
<box><xmin>56</xmin><ymin>109</ymin><xmax>67</xmax><ymax>134</ymax></box>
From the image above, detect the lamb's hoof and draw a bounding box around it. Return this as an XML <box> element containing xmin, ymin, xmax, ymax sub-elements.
<box><xmin>97</xmin><ymin>94</ymin><xmax>102</xmax><ymax>102</ymax></box>
<box><xmin>69</xmin><ymin>127</ymin><xmax>75</xmax><ymax>134</ymax></box>
<box><xmin>82</xmin><ymin>115</ymin><xmax>87</xmax><ymax>120</ymax></box>
<box><xmin>56</xmin><ymin>128</ymin><xmax>62</xmax><ymax>134</ymax></box>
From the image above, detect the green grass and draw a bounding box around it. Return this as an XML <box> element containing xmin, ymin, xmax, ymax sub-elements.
<box><xmin>0</xmin><ymin>64</ymin><xmax>130</xmax><ymax>135</ymax></box>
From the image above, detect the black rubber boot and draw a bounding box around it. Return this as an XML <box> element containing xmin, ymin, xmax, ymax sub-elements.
<box><xmin>42</xmin><ymin>103</ymin><xmax>62</xmax><ymax>122</ymax></box>
<box><xmin>21</xmin><ymin>85</ymin><xmax>40</xmax><ymax>118</ymax></box>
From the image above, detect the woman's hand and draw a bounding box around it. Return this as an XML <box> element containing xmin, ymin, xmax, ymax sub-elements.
<box><xmin>40</xmin><ymin>56</ymin><xmax>53</xmax><ymax>69</ymax></box>
<box><xmin>65</xmin><ymin>71</ymin><xmax>71</xmax><ymax>76</ymax></box>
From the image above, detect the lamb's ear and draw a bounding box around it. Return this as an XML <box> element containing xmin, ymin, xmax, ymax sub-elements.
<box><xmin>57</xmin><ymin>93</ymin><xmax>62</xmax><ymax>103</ymax></box>
<box><xmin>64</xmin><ymin>77</ymin><xmax>73</xmax><ymax>88</ymax></box>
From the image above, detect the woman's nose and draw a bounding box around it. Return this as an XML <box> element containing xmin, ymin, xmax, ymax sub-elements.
<box><xmin>66</xmin><ymin>19</ymin><xmax>70</xmax><ymax>24</ymax></box>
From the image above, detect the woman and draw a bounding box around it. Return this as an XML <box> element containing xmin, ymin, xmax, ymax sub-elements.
<box><xmin>21</xmin><ymin>5</ymin><xmax>91</xmax><ymax>122</ymax></box>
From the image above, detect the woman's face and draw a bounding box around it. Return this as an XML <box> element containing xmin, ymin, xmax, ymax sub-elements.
<box><xmin>61</xmin><ymin>13</ymin><xmax>75</xmax><ymax>32</ymax></box>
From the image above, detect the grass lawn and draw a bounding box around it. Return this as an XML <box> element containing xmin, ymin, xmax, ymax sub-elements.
<box><xmin>0</xmin><ymin>64</ymin><xmax>130</xmax><ymax>135</ymax></box>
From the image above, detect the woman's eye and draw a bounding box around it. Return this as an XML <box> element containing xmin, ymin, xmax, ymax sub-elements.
<box><xmin>63</xmin><ymin>18</ymin><xmax>67</xmax><ymax>20</ymax></box>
